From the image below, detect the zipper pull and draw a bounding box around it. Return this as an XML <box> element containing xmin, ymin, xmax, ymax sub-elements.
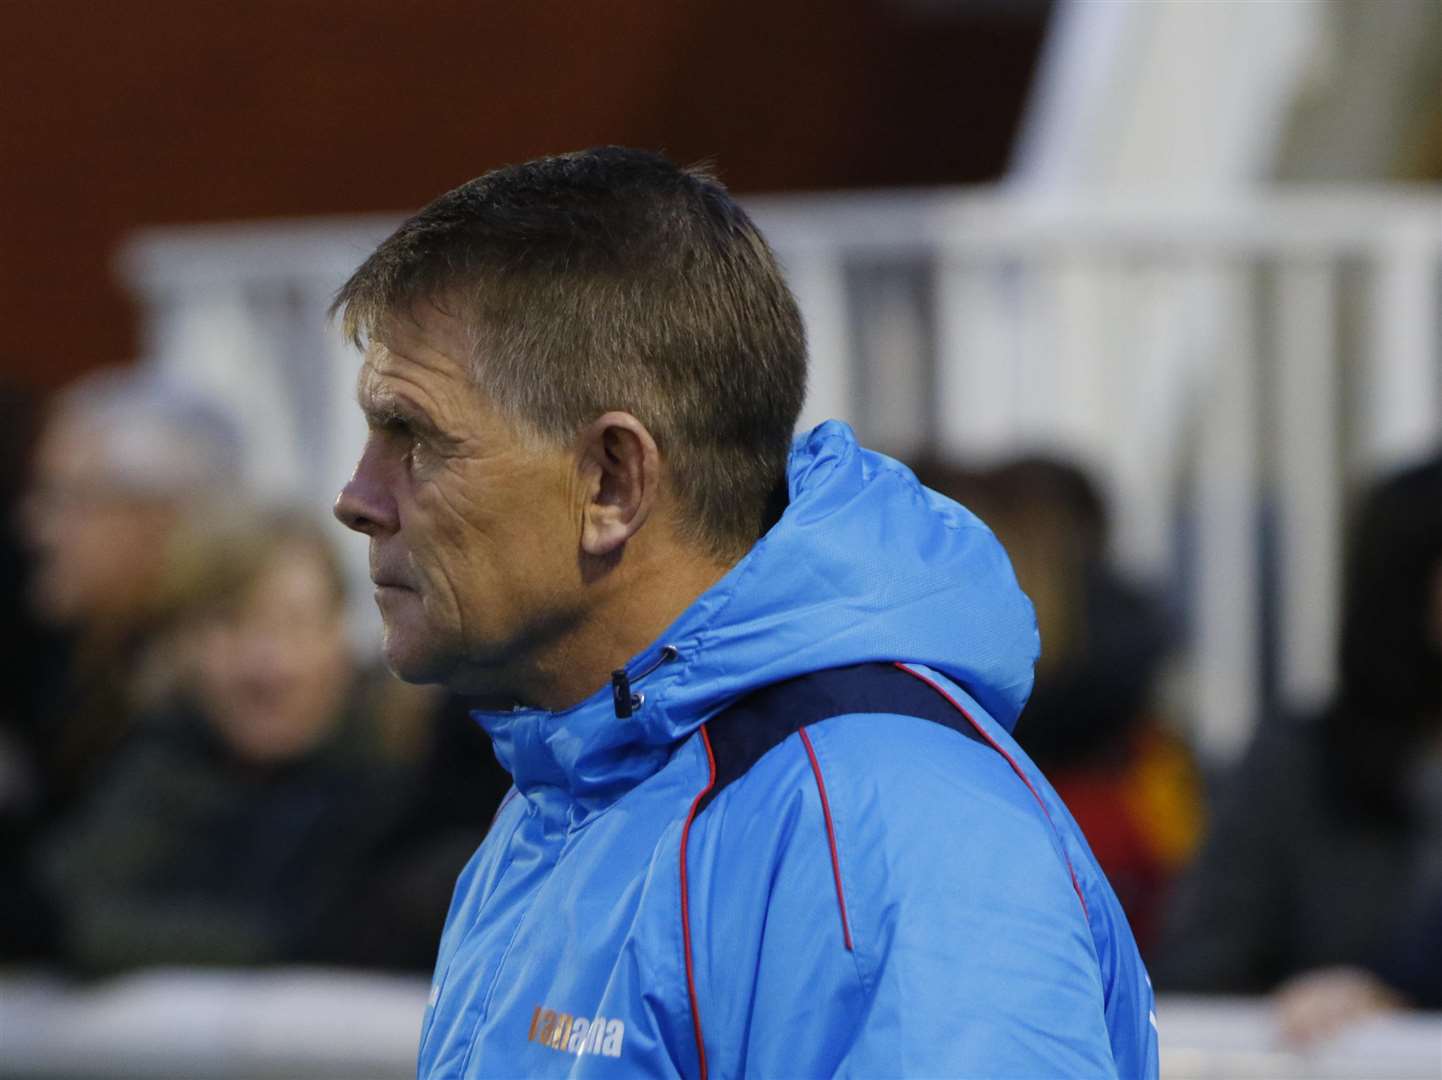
<box><xmin>611</xmin><ymin>645</ymin><xmax>680</xmax><ymax>719</ymax></box>
<box><xmin>611</xmin><ymin>668</ymin><xmax>637</xmax><ymax>718</ymax></box>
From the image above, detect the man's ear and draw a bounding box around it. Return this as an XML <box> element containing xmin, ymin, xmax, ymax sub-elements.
<box><xmin>577</xmin><ymin>412</ymin><xmax>661</xmax><ymax>558</ymax></box>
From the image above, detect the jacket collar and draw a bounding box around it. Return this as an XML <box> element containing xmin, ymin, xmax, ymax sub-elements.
<box><xmin>473</xmin><ymin>421</ymin><xmax>1038</xmax><ymax>820</ymax></box>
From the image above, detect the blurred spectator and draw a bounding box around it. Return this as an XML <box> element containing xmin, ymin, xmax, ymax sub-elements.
<box><xmin>326</xmin><ymin>687</ymin><xmax>513</xmax><ymax>971</ymax></box>
<box><xmin>1156</xmin><ymin>453</ymin><xmax>1442</xmax><ymax>1033</ymax></box>
<box><xmin>0</xmin><ymin>379</ymin><xmax>48</xmax><ymax>688</ymax></box>
<box><xmin>913</xmin><ymin>454</ymin><xmax>1202</xmax><ymax>954</ymax></box>
<box><xmin>0</xmin><ymin>378</ymin><xmax>50</xmax><ymax>790</ymax></box>
<box><xmin>1371</xmin><ymin>881</ymin><xmax>1442</xmax><ymax>1011</ymax></box>
<box><xmin>33</xmin><ymin>506</ymin><xmax>410</xmax><ymax>974</ymax></box>
<box><xmin>0</xmin><ymin>378</ymin><xmax>64</xmax><ymax>957</ymax></box>
<box><xmin>15</xmin><ymin>368</ymin><xmax>244</xmax><ymax>817</ymax></box>
<box><xmin>1</xmin><ymin>368</ymin><xmax>244</xmax><ymax>961</ymax></box>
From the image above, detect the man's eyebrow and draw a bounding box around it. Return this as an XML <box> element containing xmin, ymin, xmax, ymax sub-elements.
<box><xmin>355</xmin><ymin>381</ymin><xmax>394</xmax><ymax>423</ymax></box>
<box><xmin>357</xmin><ymin>384</ymin><xmax>436</xmax><ymax>432</ymax></box>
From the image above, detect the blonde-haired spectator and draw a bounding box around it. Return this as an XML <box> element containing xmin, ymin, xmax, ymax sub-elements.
<box><xmin>34</xmin><ymin>504</ymin><xmax>414</xmax><ymax>973</ymax></box>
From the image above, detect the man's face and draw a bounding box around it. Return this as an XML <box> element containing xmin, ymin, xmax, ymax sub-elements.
<box><xmin>334</xmin><ymin>305</ymin><xmax>585</xmax><ymax>699</ymax></box>
<box><xmin>21</xmin><ymin>414</ymin><xmax>174</xmax><ymax>627</ymax></box>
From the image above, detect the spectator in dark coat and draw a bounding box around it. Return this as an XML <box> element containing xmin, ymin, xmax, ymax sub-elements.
<box><xmin>1</xmin><ymin>369</ymin><xmax>245</xmax><ymax>962</ymax></box>
<box><xmin>35</xmin><ymin>507</ymin><xmax>410</xmax><ymax>973</ymax></box>
<box><xmin>321</xmin><ymin>687</ymin><xmax>513</xmax><ymax>971</ymax></box>
<box><xmin>18</xmin><ymin>370</ymin><xmax>246</xmax><ymax>815</ymax></box>
<box><xmin>1156</xmin><ymin>452</ymin><xmax>1442</xmax><ymax>1039</ymax></box>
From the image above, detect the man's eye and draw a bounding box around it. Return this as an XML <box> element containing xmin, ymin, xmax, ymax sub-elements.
<box><xmin>380</xmin><ymin>416</ymin><xmax>421</xmax><ymax>450</ymax></box>
<box><xmin>386</xmin><ymin>419</ymin><xmax>439</xmax><ymax>473</ymax></box>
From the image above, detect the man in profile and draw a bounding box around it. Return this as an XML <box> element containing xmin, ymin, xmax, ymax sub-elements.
<box><xmin>333</xmin><ymin>147</ymin><xmax>1158</xmax><ymax>1078</ymax></box>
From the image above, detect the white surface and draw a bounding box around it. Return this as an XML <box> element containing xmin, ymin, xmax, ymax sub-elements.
<box><xmin>3</xmin><ymin>975</ymin><xmax>1440</xmax><ymax>1079</ymax></box>
<box><xmin>1158</xmin><ymin>995</ymin><xmax>1442</xmax><ymax>1080</ymax></box>
<box><xmin>1012</xmin><ymin>0</ymin><xmax>1322</xmax><ymax>188</ymax></box>
<box><xmin>0</xmin><ymin>968</ymin><xmax>428</xmax><ymax>1079</ymax></box>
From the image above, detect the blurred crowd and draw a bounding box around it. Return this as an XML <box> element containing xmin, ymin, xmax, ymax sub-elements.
<box><xmin>2</xmin><ymin>364</ymin><xmax>1439</xmax><ymax>1042</ymax></box>
<box><xmin>0</xmin><ymin>367</ymin><xmax>511</xmax><ymax>975</ymax></box>
<box><xmin>916</xmin><ymin>444</ymin><xmax>1442</xmax><ymax>1041</ymax></box>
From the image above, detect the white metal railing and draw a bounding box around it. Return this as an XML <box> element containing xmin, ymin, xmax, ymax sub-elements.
<box><xmin>0</xmin><ymin>968</ymin><xmax>427</xmax><ymax>1078</ymax></box>
<box><xmin>118</xmin><ymin>189</ymin><xmax>1442</xmax><ymax>763</ymax></box>
<box><xmin>5</xmin><ymin>970</ymin><xmax>1442</xmax><ymax>1079</ymax></box>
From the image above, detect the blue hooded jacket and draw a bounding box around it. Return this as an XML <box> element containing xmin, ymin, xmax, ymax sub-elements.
<box><xmin>418</xmin><ymin>422</ymin><xmax>1159</xmax><ymax>1079</ymax></box>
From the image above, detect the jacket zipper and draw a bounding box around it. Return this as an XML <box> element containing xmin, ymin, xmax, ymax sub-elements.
<box><xmin>610</xmin><ymin>644</ymin><xmax>680</xmax><ymax>718</ymax></box>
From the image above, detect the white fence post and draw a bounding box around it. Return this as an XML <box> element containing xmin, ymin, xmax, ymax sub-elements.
<box><xmin>786</xmin><ymin>250</ymin><xmax>854</xmax><ymax>434</ymax></box>
<box><xmin>1275</xmin><ymin>260</ymin><xmax>1342</xmax><ymax>714</ymax></box>
<box><xmin>1193</xmin><ymin>267</ymin><xmax>1263</xmax><ymax>761</ymax></box>
<box><xmin>1360</xmin><ymin>229</ymin><xmax>1442</xmax><ymax>472</ymax></box>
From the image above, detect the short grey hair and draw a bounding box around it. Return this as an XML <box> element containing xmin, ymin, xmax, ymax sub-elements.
<box><xmin>332</xmin><ymin>147</ymin><xmax>808</xmax><ymax>557</ymax></box>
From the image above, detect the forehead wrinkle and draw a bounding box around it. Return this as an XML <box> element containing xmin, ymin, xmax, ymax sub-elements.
<box><xmin>357</xmin><ymin>344</ymin><xmax>454</xmax><ymax>429</ymax></box>
<box><xmin>375</xmin><ymin>307</ymin><xmax>473</xmax><ymax>379</ymax></box>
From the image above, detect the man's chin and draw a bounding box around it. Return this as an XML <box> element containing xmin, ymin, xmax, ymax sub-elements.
<box><xmin>379</xmin><ymin>633</ymin><xmax>454</xmax><ymax>688</ymax></box>
<box><xmin>379</xmin><ymin>633</ymin><xmax>507</xmax><ymax>701</ymax></box>
<box><xmin>382</xmin><ymin>645</ymin><xmax>521</xmax><ymax>711</ymax></box>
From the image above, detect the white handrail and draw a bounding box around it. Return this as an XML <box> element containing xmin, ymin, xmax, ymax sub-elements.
<box><xmin>6</xmin><ymin>971</ymin><xmax>1441</xmax><ymax>1078</ymax></box>
<box><xmin>118</xmin><ymin>188</ymin><xmax>1442</xmax><ymax>762</ymax></box>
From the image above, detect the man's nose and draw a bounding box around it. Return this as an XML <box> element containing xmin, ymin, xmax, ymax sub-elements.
<box><xmin>334</xmin><ymin>444</ymin><xmax>397</xmax><ymax>537</ymax></box>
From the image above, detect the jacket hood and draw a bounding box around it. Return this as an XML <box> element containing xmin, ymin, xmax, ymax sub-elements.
<box><xmin>477</xmin><ymin>421</ymin><xmax>1038</xmax><ymax>811</ymax></box>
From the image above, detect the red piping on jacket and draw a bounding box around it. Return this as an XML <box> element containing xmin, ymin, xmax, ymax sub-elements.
<box><xmin>679</xmin><ymin>724</ymin><xmax>716</xmax><ymax>1080</ymax></box>
<box><xmin>892</xmin><ymin>662</ymin><xmax>1090</xmax><ymax>920</ymax></box>
<box><xmin>798</xmin><ymin>727</ymin><xmax>855</xmax><ymax>950</ymax></box>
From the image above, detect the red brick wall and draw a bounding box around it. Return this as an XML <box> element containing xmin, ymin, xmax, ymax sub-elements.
<box><xmin>0</xmin><ymin>1</ymin><xmax>1047</xmax><ymax>390</ymax></box>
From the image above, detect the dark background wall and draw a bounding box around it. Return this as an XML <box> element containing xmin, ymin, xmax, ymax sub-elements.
<box><xmin>0</xmin><ymin>1</ymin><xmax>1048</xmax><ymax>391</ymax></box>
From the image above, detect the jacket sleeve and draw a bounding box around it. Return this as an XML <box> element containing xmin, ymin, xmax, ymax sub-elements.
<box><xmin>688</xmin><ymin>712</ymin><xmax>1122</xmax><ymax>1080</ymax></box>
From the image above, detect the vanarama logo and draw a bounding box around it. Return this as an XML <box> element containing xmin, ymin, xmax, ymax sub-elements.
<box><xmin>528</xmin><ymin>1004</ymin><xmax>625</xmax><ymax>1058</ymax></box>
